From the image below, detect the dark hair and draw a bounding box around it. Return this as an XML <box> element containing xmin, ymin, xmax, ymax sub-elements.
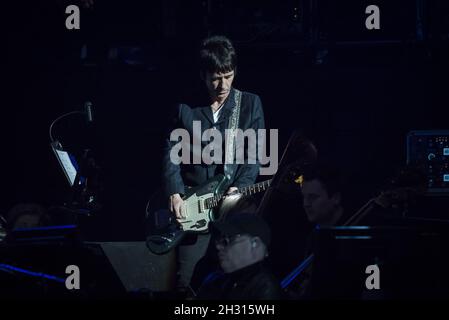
<box><xmin>199</xmin><ymin>35</ymin><xmax>237</xmax><ymax>75</ymax></box>
<box><xmin>302</xmin><ymin>163</ymin><xmax>343</xmax><ymax>197</ymax></box>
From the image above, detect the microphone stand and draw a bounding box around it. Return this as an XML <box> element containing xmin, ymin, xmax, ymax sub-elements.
<box><xmin>48</xmin><ymin>103</ymin><xmax>101</xmax><ymax>220</ymax></box>
<box><xmin>49</xmin><ymin>111</ymin><xmax>86</xmax><ymax>145</ymax></box>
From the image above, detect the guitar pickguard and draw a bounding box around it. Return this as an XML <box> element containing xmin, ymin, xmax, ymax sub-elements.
<box><xmin>179</xmin><ymin>192</ymin><xmax>215</xmax><ymax>232</ymax></box>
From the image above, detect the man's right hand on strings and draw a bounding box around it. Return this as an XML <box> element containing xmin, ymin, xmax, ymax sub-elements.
<box><xmin>169</xmin><ymin>193</ymin><xmax>185</xmax><ymax>219</ymax></box>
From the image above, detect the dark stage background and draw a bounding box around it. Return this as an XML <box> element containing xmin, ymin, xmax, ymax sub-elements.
<box><xmin>5</xmin><ymin>0</ymin><xmax>449</xmax><ymax>246</ymax></box>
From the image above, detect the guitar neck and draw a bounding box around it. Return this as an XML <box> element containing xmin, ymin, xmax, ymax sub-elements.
<box><xmin>206</xmin><ymin>179</ymin><xmax>272</xmax><ymax>209</ymax></box>
<box><xmin>238</xmin><ymin>180</ymin><xmax>272</xmax><ymax>197</ymax></box>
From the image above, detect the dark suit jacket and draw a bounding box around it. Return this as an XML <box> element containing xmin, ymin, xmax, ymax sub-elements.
<box><xmin>196</xmin><ymin>262</ymin><xmax>282</xmax><ymax>300</ymax></box>
<box><xmin>162</xmin><ymin>87</ymin><xmax>265</xmax><ymax>196</ymax></box>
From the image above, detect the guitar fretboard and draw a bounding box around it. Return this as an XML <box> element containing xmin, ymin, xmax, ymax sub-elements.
<box><xmin>205</xmin><ymin>179</ymin><xmax>271</xmax><ymax>209</ymax></box>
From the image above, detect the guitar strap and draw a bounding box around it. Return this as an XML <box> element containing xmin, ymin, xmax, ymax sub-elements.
<box><xmin>224</xmin><ymin>89</ymin><xmax>242</xmax><ymax>182</ymax></box>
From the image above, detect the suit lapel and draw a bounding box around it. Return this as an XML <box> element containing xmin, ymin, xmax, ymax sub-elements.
<box><xmin>200</xmin><ymin>87</ymin><xmax>237</xmax><ymax>126</ymax></box>
<box><xmin>201</xmin><ymin>106</ymin><xmax>215</xmax><ymax>125</ymax></box>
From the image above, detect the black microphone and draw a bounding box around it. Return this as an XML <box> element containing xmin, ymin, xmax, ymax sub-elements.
<box><xmin>84</xmin><ymin>101</ymin><xmax>93</xmax><ymax>123</ymax></box>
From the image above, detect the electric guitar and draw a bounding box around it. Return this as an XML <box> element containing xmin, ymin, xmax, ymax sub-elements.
<box><xmin>145</xmin><ymin>174</ymin><xmax>271</xmax><ymax>254</ymax></box>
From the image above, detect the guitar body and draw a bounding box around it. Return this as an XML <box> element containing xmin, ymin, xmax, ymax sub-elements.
<box><xmin>177</xmin><ymin>174</ymin><xmax>227</xmax><ymax>232</ymax></box>
<box><xmin>145</xmin><ymin>174</ymin><xmax>271</xmax><ymax>254</ymax></box>
<box><xmin>145</xmin><ymin>174</ymin><xmax>228</xmax><ymax>254</ymax></box>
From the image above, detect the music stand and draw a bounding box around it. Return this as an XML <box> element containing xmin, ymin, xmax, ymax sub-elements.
<box><xmin>50</xmin><ymin>142</ymin><xmax>99</xmax><ymax>218</ymax></box>
<box><xmin>50</xmin><ymin>141</ymin><xmax>82</xmax><ymax>187</ymax></box>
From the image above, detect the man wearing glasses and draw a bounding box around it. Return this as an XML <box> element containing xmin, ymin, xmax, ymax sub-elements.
<box><xmin>196</xmin><ymin>213</ymin><xmax>281</xmax><ymax>300</ymax></box>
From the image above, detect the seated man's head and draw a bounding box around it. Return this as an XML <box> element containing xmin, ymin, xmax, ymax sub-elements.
<box><xmin>301</xmin><ymin>164</ymin><xmax>344</xmax><ymax>226</ymax></box>
<box><xmin>211</xmin><ymin>213</ymin><xmax>270</xmax><ymax>274</ymax></box>
<box><xmin>6</xmin><ymin>203</ymin><xmax>49</xmax><ymax>230</ymax></box>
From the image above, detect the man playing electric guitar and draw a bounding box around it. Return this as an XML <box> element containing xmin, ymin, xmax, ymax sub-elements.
<box><xmin>161</xmin><ymin>35</ymin><xmax>265</xmax><ymax>291</ymax></box>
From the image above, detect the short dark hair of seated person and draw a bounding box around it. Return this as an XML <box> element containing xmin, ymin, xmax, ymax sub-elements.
<box><xmin>196</xmin><ymin>213</ymin><xmax>282</xmax><ymax>300</ymax></box>
<box><xmin>6</xmin><ymin>203</ymin><xmax>50</xmax><ymax>230</ymax></box>
<box><xmin>284</xmin><ymin>166</ymin><xmax>346</xmax><ymax>300</ymax></box>
<box><xmin>301</xmin><ymin>164</ymin><xmax>345</xmax><ymax>226</ymax></box>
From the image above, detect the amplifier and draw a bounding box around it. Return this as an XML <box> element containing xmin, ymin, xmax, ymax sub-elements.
<box><xmin>407</xmin><ymin>130</ymin><xmax>449</xmax><ymax>194</ymax></box>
